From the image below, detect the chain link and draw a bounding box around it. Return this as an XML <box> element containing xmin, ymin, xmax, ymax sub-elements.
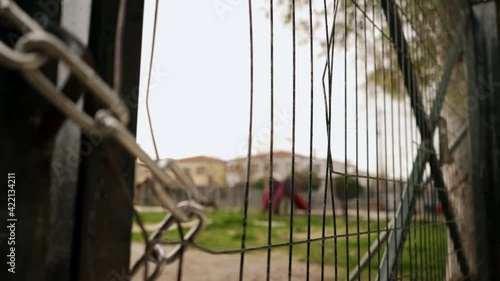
<box><xmin>130</xmin><ymin>201</ymin><xmax>207</xmax><ymax>280</ymax></box>
<box><xmin>96</xmin><ymin>110</ymin><xmax>210</xmax><ymax>219</ymax></box>
<box><xmin>0</xmin><ymin>1</ymin><xmax>209</xmax><ymax>278</ymax></box>
<box><xmin>0</xmin><ymin>1</ymin><xmax>47</xmax><ymax>69</ymax></box>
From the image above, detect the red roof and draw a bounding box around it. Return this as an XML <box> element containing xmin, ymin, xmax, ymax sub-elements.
<box><xmin>177</xmin><ymin>155</ymin><xmax>226</xmax><ymax>164</ymax></box>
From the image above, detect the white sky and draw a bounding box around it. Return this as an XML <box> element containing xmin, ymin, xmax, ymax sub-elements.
<box><xmin>136</xmin><ymin>0</ymin><xmax>415</xmax><ymax>178</ymax></box>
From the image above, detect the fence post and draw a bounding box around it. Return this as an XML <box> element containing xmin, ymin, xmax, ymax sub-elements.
<box><xmin>470</xmin><ymin>2</ymin><xmax>500</xmax><ymax>280</ymax></box>
<box><xmin>69</xmin><ymin>1</ymin><xmax>144</xmax><ymax>280</ymax></box>
<box><xmin>0</xmin><ymin>1</ymin><xmax>62</xmax><ymax>280</ymax></box>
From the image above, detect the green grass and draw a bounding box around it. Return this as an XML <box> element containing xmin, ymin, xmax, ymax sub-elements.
<box><xmin>132</xmin><ymin>210</ymin><xmax>448</xmax><ymax>280</ymax></box>
<box><xmin>135</xmin><ymin>212</ymin><xmax>167</xmax><ymax>224</ymax></box>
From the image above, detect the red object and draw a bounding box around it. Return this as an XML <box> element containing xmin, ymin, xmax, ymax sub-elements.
<box><xmin>293</xmin><ymin>191</ymin><xmax>308</xmax><ymax>210</ymax></box>
<box><xmin>262</xmin><ymin>189</ymin><xmax>270</xmax><ymax>210</ymax></box>
<box><xmin>436</xmin><ymin>204</ymin><xmax>443</xmax><ymax>214</ymax></box>
<box><xmin>273</xmin><ymin>182</ymin><xmax>285</xmax><ymax>213</ymax></box>
<box><xmin>262</xmin><ymin>181</ymin><xmax>308</xmax><ymax>212</ymax></box>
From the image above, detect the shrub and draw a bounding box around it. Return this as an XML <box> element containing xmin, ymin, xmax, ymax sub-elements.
<box><xmin>333</xmin><ymin>176</ymin><xmax>364</xmax><ymax>200</ymax></box>
<box><xmin>287</xmin><ymin>169</ymin><xmax>321</xmax><ymax>192</ymax></box>
<box><xmin>252</xmin><ymin>178</ymin><xmax>265</xmax><ymax>190</ymax></box>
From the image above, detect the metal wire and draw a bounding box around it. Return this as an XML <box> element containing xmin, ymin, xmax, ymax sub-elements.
<box><xmin>266</xmin><ymin>0</ymin><xmax>275</xmax><ymax>278</ymax></box>
<box><xmin>145</xmin><ymin>0</ymin><xmax>161</xmax><ymax>160</ymax></box>
<box><xmin>306</xmin><ymin>0</ymin><xmax>315</xmax><ymax>279</ymax></box>
<box><xmin>113</xmin><ymin>0</ymin><xmax>127</xmax><ymax>94</ymax></box>
<box><xmin>288</xmin><ymin>0</ymin><xmax>297</xmax><ymax>278</ymax></box>
<box><xmin>238</xmin><ymin>0</ymin><xmax>255</xmax><ymax>279</ymax></box>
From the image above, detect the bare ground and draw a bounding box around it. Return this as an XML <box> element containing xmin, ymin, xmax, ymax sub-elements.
<box><xmin>130</xmin><ymin>243</ymin><xmax>335</xmax><ymax>281</ymax></box>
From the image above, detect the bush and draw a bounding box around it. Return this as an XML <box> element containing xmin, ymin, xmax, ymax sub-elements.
<box><xmin>252</xmin><ymin>178</ymin><xmax>265</xmax><ymax>190</ymax></box>
<box><xmin>334</xmin><ymin>176</ymin><xmax>364</xmax><ymax>200</ymax></box>
<box><xmin>252</xmin><ymin>169</ymin><xmax>321</xmax><ymax>192</ymax></box>
<box><xmin>287</xmin><ymin>169</ymin><xmax>321</xmax><ymax>192</ymax></box>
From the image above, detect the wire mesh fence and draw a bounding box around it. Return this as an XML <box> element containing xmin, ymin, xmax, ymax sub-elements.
<box><xmin>1</xmin><ymin>0</ymin><xmax>492</xmax><ymax>280</ymax></box>
<box><xmin>128</xmin><ymin>0</ymin><xmax>479</xmax><ymax>280</ymax></box>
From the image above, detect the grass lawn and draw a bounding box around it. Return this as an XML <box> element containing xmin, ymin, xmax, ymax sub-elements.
<box><xmin>132</xmin><ymin>209</ymin><xmax>448</xmax><ymax>280</ymax></box>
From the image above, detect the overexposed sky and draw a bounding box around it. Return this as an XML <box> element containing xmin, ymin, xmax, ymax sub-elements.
<box><xmin>136</xmin><ymin>0</ymin><xmax>414</xmax><ymax>178</ymax></box>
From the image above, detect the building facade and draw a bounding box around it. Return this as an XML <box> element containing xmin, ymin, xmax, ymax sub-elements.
<box><xmin>226</xmin><ymin>151</ymin><xmax>333</xmax><ymax>188</ymax></box>
<box><xmin>177</xmin><ymin>156</ymin><xmax>227</xmax><ymax>189</ymax></box>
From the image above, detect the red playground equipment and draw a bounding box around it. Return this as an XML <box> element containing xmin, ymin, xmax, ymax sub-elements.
<box><xmin>262</xmin><ymin>180</ymin><xmax>308</xmax><ymax>214</ymax></box>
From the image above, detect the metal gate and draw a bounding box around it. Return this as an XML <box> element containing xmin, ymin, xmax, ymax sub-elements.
<box><xmin>1</xmin><ymin>0</ymin><xmax>500</xmax><ymax>281</ymax></box>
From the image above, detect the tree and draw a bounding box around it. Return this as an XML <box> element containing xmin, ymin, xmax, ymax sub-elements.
<box><xmin>254</xmin><ymin>168</ymin><xmax>321</xmax><ymax>192</ymax></box>
<box><xmin>285</xmin><ymin>168</ymin><xmax>321</xmax><ymax>192</ymax></box>
<box><xmin>333</xmin><ymin>175</ymin><xmax>364</xmax><ymax>214</ymax></box>
<box><xmin>272</xmin><ymin>0</ymin><xmax>461</xmax><ymax>98</ymax></box>
<box><xmin>271</xmin><ymin>1</ymin><xmax>470</xmax><ymax>277</ymax></box>
<box><xmin>252</xmin><ymin>177</ymin><xmax>265</xmax><ymax>190</ymax></box>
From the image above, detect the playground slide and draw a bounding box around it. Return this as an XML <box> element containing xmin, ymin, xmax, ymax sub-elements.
<box><xmin>262</xmin><ymin>190</ymin><xmax>270</xmax><ymax>210</ymax></box>
<box><xmin>292</xmin><ymin>191</ymin><xmax>308</xmax><ymax>210</ymax></box>
<box><xmin>261</xmin><ymin>185</ymin><xmax>286</xmax><ymax>212</ymax></box>
<box><xmin>273</xmin><ymin>184</ymin><xmax>285</xmax><ymax>212</ymax></box>
<box><xmin>262</xmin><ymin>183</ymin><xmax>308</xmax><ymax>212</ymax></box>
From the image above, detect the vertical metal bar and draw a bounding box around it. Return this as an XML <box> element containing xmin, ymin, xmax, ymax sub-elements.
<box><xmin>469</xmin><ymin>2</ymin><xmax>500</xmax><ymax>280</ymax></box>
<box><xmin>361</xmin><ymin>0</ymin><xmax>371</xmax><ymax>279</ymax></box>
<box><xmin>387</xmin><ymin>1</ymin><xmax>397</xmax><ymax>277</ymax></box>
<box><xmin>319</xmin><ymin>0</ymin><xmax>338</xmax><ymax>279</ymax></box>
<box><xmin>343</xmin><ymin>0</ymin><xmax>350</xmax><ymax>275</ymax></box>
<box><xmin>46</xmin><ymin>2</ymin><xmax>90</xmax><ymax>278</ymax></box>
<box><xmin>47</xmin><ymin>118</ymin><xmax>81</xmax><ymax>281</ymax></box>
<box><xmin>379</xmin><ymin>1</ymin><xmax>390</xmax><ymax>277</ymax></box>
<box><xmin>353</xmin><ymin>1</ymin><xmax>362</xmax><ymax>280</ymax></box>
<box><xmin>0</xmin><ymin>1</ymin><xmax>61</xmax><ymax>280</ymax></box>
<box><xmin>71</xmin><ymin>1</ymin><xmax>144</xmax><ymax>280</ymax></box>
<box><xmin>288</xmin><ymin>0</ymin><xmax>297</xmax><ymax>279</ymax></box>
<box><xmin>371</xmin><ymin>0</ymin><xmax>382</xmax><ymax>274</ymax></box>
<box><xmin>305</xmin><ymin>0</ymin><xmax>314</xmax><ymax>279</ymax></box>
<box><xmin>238</xmin><ymin>0</ymin><xmax>254</xmax><ymax>278</ymax></box>
<box><xmin>266</xmin><ymin>0</ymin><xmax>275</xmax><ymax>279</ymax></box>
<box><xmin>407</xmin><ymin>2</ymin><xmax>416</xmax><ymax>278</ymax></box>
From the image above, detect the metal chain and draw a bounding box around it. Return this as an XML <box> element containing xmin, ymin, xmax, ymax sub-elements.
<box><xmin>0</xmin><ymin>0</ymin><xmax>209</xmax><ymax>279</ymax></box>
<box><xmin>129</xmin><ymin>201</ymin><xmax>207</xmax><ymax>281</ymax></box>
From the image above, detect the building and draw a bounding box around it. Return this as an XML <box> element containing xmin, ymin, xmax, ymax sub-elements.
<box><xmin>177</xmin><ymin>156</ymin><xmax>227</xmax><ymax>189</ymax></box>
<box><xmin>134</xmin><ymin>156</ymin><xmax>227</xmax><ymax>205</ymax></box>
<box><xmin>226</xmin><ymin>150</ymin><xmax>338</xmax><ymax>188</ymax></box>
<box><xmin>135</xmin><ymin>161</ymin><xmax>151</xmax><ymax>186</ymax></box>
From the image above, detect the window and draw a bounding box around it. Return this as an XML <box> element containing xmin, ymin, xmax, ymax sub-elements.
<box><xmin>196</xmin><ymin>166</ymin><xmax>206</xmax><ymax>175</ymax></box>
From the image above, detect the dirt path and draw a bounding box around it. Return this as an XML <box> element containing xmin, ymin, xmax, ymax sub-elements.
<box><xmin>130</xmin><ymin>243</ymin><xmax>336</xmax><ymax>281</ymax></box>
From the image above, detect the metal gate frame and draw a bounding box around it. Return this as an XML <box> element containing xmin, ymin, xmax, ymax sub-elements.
<box><xmin>72</xmin><ymin>1</ymin><xmax>144</xmax><ymax>280</ymax></box>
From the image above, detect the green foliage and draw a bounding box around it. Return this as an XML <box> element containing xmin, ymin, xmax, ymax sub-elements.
<box><xmin>273</xmin><ymin>0</ymin><xmax>467</xmax><ymax>98</ymax></box>
<box><xmin>333</xmin><ymin>176</ymin><xmax>364</xmax><ymax>200</ymax></box>
<box><xmin>286</xmin><ymin>169</ymin><xmax>322</xmax><ymax>192</ymax></box>
<box><xmin>252</xmin><ymin>177</ymin><xmax>265</xmax><ymax>190</ymax></box>
<box><xmin>253</xmin><ymin>169</ymin><xmax>321</xmax><ymax>191</ymax></box>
